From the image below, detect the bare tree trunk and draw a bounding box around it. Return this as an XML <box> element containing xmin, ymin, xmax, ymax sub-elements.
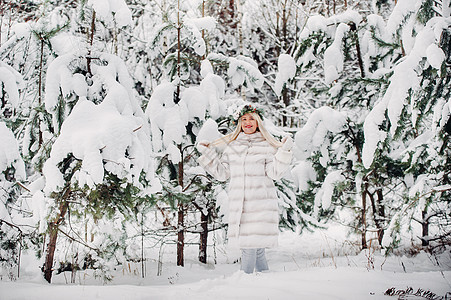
<box><xmin>87</xmin><ymin>10</ymin><xmax>96</xmax><ymax>76</ymax></box>
<box><xmin>173</xmin><ymin>0</ymin><xmax>186</xmax><ymax>267</ymax></box>
<box><xmin>361</xmin><ymin>182</ymin><xmax>368</xmax><ymax>249</ymax></box>
<box><xmin>422</xmin><ymin>209</ymin><xmax>429</xmax><ymax>247</ymax></box>
<box><xmin>376</xmin><ymin>188</ymin><xmax>385</xmax><ymax>245</ymax></box>
<box><xmin>369</xmin><ymin>188</ymin><xmax>385</xmax><ymax>246</ymax></box>
<box><xmin>235</xmin><ymin>0</ymin><xmax>245</xmax><ymax>100</ymax></box>
<box><xmin>281</xmin><ymin>1</ymin><xmax>290</xmax><ymax>127</ymax></box>
<box><xmin>43</xmin><ymin>188</ymin><xmax>70</xmax><ymax>283</ymax></box>
<box><xmin>141</xmin><ymin>212</ymin><xmax>145</xmax><ymax>278</ymax></box>
<box><xmin>177</xmin><ymin>144</ymin><xmax>185</xmax><ymax>267</ymax></box>
<box><xmin>348</xmin><ymin>124</ymin><xmax>368</xmax><ymax>249</ymax></box>
<box><xmin>175</xmin><ymin>0</ymin><xmax>181</xmax><ymax>103</ymax></box>
<box><xmin>198</xmin><ymin>211</ymin><xmax>208</xmax><ymax>264</ymax></box>
<box><xmin>282</xmin><ymin>1</ymin><xmax>288</xmax><ymax>52</ymax></box>
<box><xmin>236</xmin><ymin>0</ymin><xmax>243</xmax><ymax>54</ymax></box>
<box><xmin>38</xmin><ymin>38</ymin><xmax>44</xmax><ymax>147</ymax></box>
<box><xmin>295</xmin><ymin>5</ymin><xmax>299</xmax><ymax>46</ymax></box>
<box><xmin>202</xmin><ymin>0</ymin><xmax>205</xmax><ymax>41</ymax></box>
<box><xmin>17</xmin><ymin>236</ymin><xmax>22</xmax><ymax>278</ymax></box>
<box><xmin>282</xmin><ymin>88</ymin><xmax>290</xmax><ymax>126</ymax></box>
<box><xmin>349</xmin><ymin>22</ymin><xmax>365</xmax><ymax>78</ymax></box>
<box><xmin>275</xmin><ymin>8</ymin><xmax>280</xmax><ymax>57</ymax></box>
<box><xmin>175</xmin><ymin>0</ymin><xmax>184</xmax><ymax>267</ymax></box>
<box><xmin>354</xmin><ymin>32</ymin><xmax>365</xmax><ymax>78</ymax></box>
<box><xmin>177</xmin><ymin>205</ymin><xmax>185</xmax><ymax>266</ymax></box>
<box><xmin>44</xmin><ymin>223</ymin><xmax>59</xmax><ymax>283</ymax></box>
<box><xmin>1</xmin><ymin>82</ymin><xmax>5</xmax><ymax>113</ymax></box>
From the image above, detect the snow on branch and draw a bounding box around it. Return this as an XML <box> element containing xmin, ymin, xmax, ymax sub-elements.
<box><xmin>434</xmin><ymin>99</ymin><xmax>451</xmax><ymax>134</ymax></box>
<box><xmin>43</xmin><ymin>100</ymin><xmax>153</xmax><ymax>194</ymax></box>
<box><xmin>196</xmin><ymin>119</ymin><xmax>222</xmax><ymax>144</ymax></box>
<box><xmin>0</xmin><ymin>122</ymin><xmax>26</xmax><ymax>224</ymax></box>
<box><xmin>45</xmin><ymin>52</ymin><xmax>145</xmax><ymax>131</ymax></box>
<box><xmin>314</xmin><ymin>170</ymin><xmax>345</xmax><ymax>212</ymax></box>
<box><xmin>274</xmin><ymin>54</ymin><xmax>296</xmax><ymax>96</ymax></box>
<box><xmin>45</xmin><ymin>52</ymin><xmax>87</xmax><ymax>114</ymax></box>
<box><xmin>291</xmin><ymin>161</ymin><xmax>317</xmax><ymax>193</ymax></box>
<box><xmin>385</xmin><ymin>0</ymin><xmax>421</xmax><ymax>39</ymax></box>
<box><xmin>297</xmin><ymin>10</ymin><xmax>363</xmax><ymax>85</ymax></box>
<box><xmin>0</xmin><ymin>122</ymin><xmax>26</xmax><ymax>182</ymax></box>
<box><xmin>0</xmin><ymin>23</ymin><xmax>32</xmax><ymax>55</ymax></box>
<box><xmin>362</xmin><ymin>18</ymin><xmax>449</xmax><ymax>168</ymax></box>
<box><xmin>324</xmin><ymin>23</ymin><xmax>350</xmax><ymax>84</ymax></box>
<box><xmin>299</xmin><ymin>10</ymin><xmax>362</xmax><ymax>39</ymax></box>
<box><xmin>0</xmin><ymin>61</ymin><xmax>24</xmax><ymax>109</ymax></box>
<box><xmin>145</xmin><ymin>71</ymin><xmax>225</xmax><ymax>163</ymax></box>
<box><xmin>43</xmin><ymin>50</ymin><xmax>155</xmax><ymax>194</ymax></box>
<box><xmin>294</xmin><ymin>106</ymin><xmax>347</xmax><ymax>163</ymax></box>
<box><xmin>87</xmin><ymin>0</ymin><xmax>132</xmax><ymax>27</ymax></box>
<box><xmin>207</xmin><ymin>53</ymin><xmax>264</xmax><ymax>90</ymax></box>
<box><xmin>183</xmin><ymin>17</ymin><xmax>216</xmax><ymax>56</ymax></box>
<box><xmin>94</xmin><ymin>53</ymin><xmax>144</xmax><ymax>117</ymax></box>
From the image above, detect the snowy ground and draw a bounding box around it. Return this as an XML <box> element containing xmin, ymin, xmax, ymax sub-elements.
<box><xmin>1</xmin><ymin>226</ymin><xmax>450</xmax><ymax>300</ymax></box>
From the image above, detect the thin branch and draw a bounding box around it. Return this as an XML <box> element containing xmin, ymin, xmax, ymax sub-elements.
<box><xmin>182</xmin><ymin>174</ymin><xmax>211</xmax><ymax>192</ymax></box>
<box><xmin>133</xmin><ymin>125</ymin><xmax>143</xmax><ymax>132</ymax></box>
<box><xmin>0</xmin><ymin>218</ymin><xmax>23</xmax><ymax>234</ymax></box>
<box><xmin>15</xmin><ymin>182</ymin><xmax>30</xmax><ymax>192</ymax></box>
<box><xmin>57</xmin><ymin>228</ymin><xmax>99</xmax><ymax>252</ymax></box>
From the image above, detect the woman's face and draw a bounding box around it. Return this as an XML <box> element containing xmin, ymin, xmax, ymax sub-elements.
<box><xmin>241</xmin><ymin>113</ymin><xmax>258</xmax><ymax>134</ymax></box>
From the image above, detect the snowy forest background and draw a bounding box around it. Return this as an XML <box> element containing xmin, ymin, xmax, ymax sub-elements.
<box><xmin>0</xmin><ymin>0</ymin><xmax>450</xmax><ymax>285</ymax></box>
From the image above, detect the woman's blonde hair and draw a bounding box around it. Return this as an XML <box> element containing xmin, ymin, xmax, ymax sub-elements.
<box><xmin>210</xmin><ymin>112</ymin><xmax>283</xmax><ymax>148</ymax></box>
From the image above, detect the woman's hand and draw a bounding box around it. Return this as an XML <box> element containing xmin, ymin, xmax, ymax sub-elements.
<box><xmin>196</xmin><ymin>140</ymin><xmax>211</xmax><ymax>154</ymax></box>
<box><xmin>281</xmin><ymin>136</ymin><xmax>293</xmax><ymax>151</ymax></box>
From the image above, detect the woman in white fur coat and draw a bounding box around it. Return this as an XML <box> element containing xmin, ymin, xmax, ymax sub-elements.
<box><xmin>197</xmin><ymin>104</ymin><xmax>293</xmax><ymax>274</ymax></box>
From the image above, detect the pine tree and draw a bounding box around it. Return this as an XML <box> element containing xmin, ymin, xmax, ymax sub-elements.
<box><xmin>380</xmin><ymin>0</ymin><xmax>451</xmax><ymax>252</ymax></box>
<box><xmin>290</xmin><ymin>3</ymin><xmax>423</xmax><ymax>250</ymax></box>
<box><xmin>145</xmin><ymin>0</ymin><xmax>227</xmax><ymax>266</ymax></box>
<box><xmin>33</xmin><ymin>0</ymin><xmax>157</xmax><ymax>283</ymax></box>
<box><xmin>290</xmin><ymin>0</ymin><xmax>451</xmax><ymax>252</ymax></box>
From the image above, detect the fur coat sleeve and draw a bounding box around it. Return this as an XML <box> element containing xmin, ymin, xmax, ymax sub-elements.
<box><xmin>197</xmin><ymin>147</ymin><xmax>230</xmax><ymax>182</ymax></box>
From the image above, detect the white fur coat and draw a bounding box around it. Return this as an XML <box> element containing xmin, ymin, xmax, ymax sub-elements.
<box><xmin>198</xmin><ymin>132</ymin><xmax>292</xmax><ymax>249</ymax></box>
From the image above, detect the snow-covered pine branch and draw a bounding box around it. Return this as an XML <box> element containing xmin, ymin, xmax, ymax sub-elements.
<box><xmin>314</xmin><ymin>170</ymin><xmax>345</xmax><ymax>213</ymax></box>
<box><xmin>45</xmin><ymin>52</ymin><xmax>145</xmax><ymax>133</ymax></box>
<box><xmin>183</xmin><ymin>16</ymin><xmax>216</xmax><ymax>56</ymax></box>
<box><xmin>86</xmin><ymin>0</ymin><xmax>132</xmax><ymax>28</ymax></box>
<box><xmin>294</xmin><ymin>106</ymin><xmax>347</xmax><ymax>165</ymax></box>
<box><xmin>292</xmin><ymin>107</ymin><xmax>347</xmax><ymax>217</ymax></box>
<box><xmin>274</xmin><ymin>54</ymin><xmax>296</xmax><ymax>96</ymax></box>
<box><xmin>207</xmin><ymin>53</ymin><xmax>264</xmax><ymax>91</ymax></box>
<box><xmin>0</xmin><ymin>122</ymin><xmax>26</xmax><ymax>186</ymax></box>
<box><xmin>362</xmin><ymin>17</ymin><xmax>449</xmax><ymax>168</ymax></box>
<box><xmin>145</xmin><ymin>60</ymin><xmax>226</xmax><ymax>164</ymax></box>
<box><xmin>0</xmin><ymin>61</ymin><xmax>24</xmax><ymax>111</ymax></box>
<box><xmin>42</xmin><ymin>98</ymin><xmax>154</xmax><ymax>193</ymax></box>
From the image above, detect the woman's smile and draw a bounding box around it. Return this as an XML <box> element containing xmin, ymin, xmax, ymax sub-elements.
<box><xmin>241</xmin><ymin>113</ymin><xmax>258</xmax><ymax>134</ymax></box>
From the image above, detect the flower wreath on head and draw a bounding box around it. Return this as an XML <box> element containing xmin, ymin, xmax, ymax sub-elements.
<box><xmin>230</xmin><ymin>104</ymin><xmax>264</xmax><ymax>124</ymax></box>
